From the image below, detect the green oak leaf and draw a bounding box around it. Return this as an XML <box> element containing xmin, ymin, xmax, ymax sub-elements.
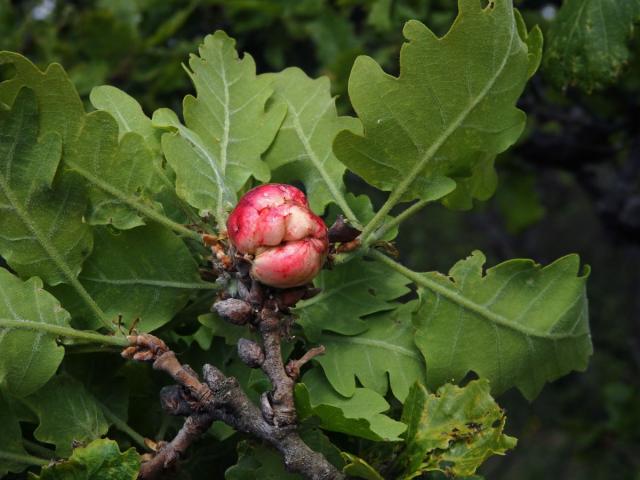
<box><xmin>0</xmin><ymin>269</ymin><xmax>70</xmax><ymax>397</ymax></box>
<box><xmin>32</xmin><ymin>438</ymin><xmax>140</xmax><ymax>480</ymax></box>
<box><xmin>315</xmin><ymin>303</ymin><xmax>425</xmax><ymax>401</ymax></box>
<box><xmin>153</xmin><ymin>31</ymin><xmax>286</xmax><ymax>219</ymax></box>
<box><xmin>89</xmin><ymin>85</ymin><xmax>180</xmax><ymax>214</ymax></box>
<box><xmin>295</xmin><ymin>368</ymin><xmax>406</xmax><ymax>441</ymax></box>
<box><xmin>90</xmin><ymin>85</ymin><xmax>161</xmax><ymax>152</ymax></box>
<box><xmin>0</xmin><ymin>88</ymin><xmax>93</xmax><ymax>287</ymax></box>
<box><xmin>65</xmin><ymin>111</ymin><xmax>164</xmax><ymax>230</ymax></box>
<box><xmin>0</xmin><ymin>392</ymin><xmax>30</xmax><ymax>476</ymax></box>
<box><xmin>53</xmin><ymin>225</ymin><xmax>213</xmax><ymax>332</ymax></box>
<box><xmin>23</xmin><ymin>375</ymin><xmax>109</xmax><ymax>456</ymax></box>
<box><xmin>1</xmin><ymin>54</ymin><xmax>190</xmax><ymax>236</ymax></box>
<box><xmin>544</xmin><ymin>0</ymin><xmax>640</xmax><ymax>92</ymax></box>
<box><xmin>398</xmin><ymin>380</ymin><xmax>516</xmax><ymax>478</ymax></box>
<box><xmin>0</xmin><ymin>52</ymin><xmax>84</xmax><ymax>142</ymax></box>
<box><xmin>333</xmin><ymin>0</ymin><xmax>542</xmax><ymax>208</ymax></box>
<box><xmin>294</xmin><ymin>258</ymin><xmax>411</xmax><ymax>340</ymax></box>
<box><xmin>413</xmin><ymin>251</ymin><xmax>592</xmax><ymax>400</ymax></box>
<box><xmin>262</xmin><ymin>67</ymin><xmax>361</xmax><ymax>216</ymax></box>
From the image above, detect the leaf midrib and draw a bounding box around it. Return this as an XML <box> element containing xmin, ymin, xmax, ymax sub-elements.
<box><xmin>361</xmin><ymin>11</ymin><xmax>520</xmax><ymax>240</ymax></box>
<box><xmin>321</xmin><ymin>332</ymin><xmax>422</xmax><ymax>361</ymax></box>
<box><xmin>80</xmin><ymin>276</ymin><xmax>217</xmax><ymax>289</ymax></box>
<box><xmin>370</xmin><ymin>250</ymin><xmax>588</xmax><ymax>342</ymax></box>
<box><xmin>0</xmin><ymin>176</ymin><xmax>110</xmax><ymax>329</ymax></box>
<box><xmin>65</xmin><ymin>159</ymin><xmax>200</xmax><ymax>241</ymax></box>
<box><xmin>288</xmin><ymin>100</ymin><xmax>360</xmax><ymax>224</ymax></box>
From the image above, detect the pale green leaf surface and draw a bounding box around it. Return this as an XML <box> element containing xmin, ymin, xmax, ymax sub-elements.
<box><xmin>33</xmin><ymin>438</ymin><xmax>140</xmax><ymax>480</ymax></box>
<box><xmin>0</xmin><ymin>52</ymin><xmax>84</xmax><ymax>142</ymax></box>
<box><xmin>295</xmin><ymin>369</ymin><xmax>406</xmax><ymax>441</ymax></box>
<box><xmin>544</xmin><ymin>0</ymin><xmax>640</xmax><ymax>91</ymax></box>
<box><xmin>294</xmin><ymin>258</ymin><xmax>411</xmax><ymax>340</ymax></box>
<box><xmin>0</xmin><ymin>392</ymin><xmax>30</xmax><ymax>476</ymax></box>
<box><xmin>0</xmin><ymin>88</ymin><xmax>93</xmax><ymax>287</ymax></box>
<box><xmin>90</xmin><ymin>85</ymin><xmax>160</xmax><ymax>152</ymax></box>
<box><xmin>65</xmin><ymin>111</ymin><xmax>163</xmax><ymax>230</ymax></box>
<box><xmin>53</xmin><ymin>225</ymin><xmax>210</xmax><ymax>332</ymax></box>
<box><xmin>413</xmin><ymin>251</ymin><xmax>592</xmax><ymax>400</ymax></box>
<box><xmin>24</xmin><ymin>375</ymin><xmax>109</xmax><ymax>456</ymax></box>
<box><xmin>315</xmin><ymin>303</ymin><xmax>425</xmax><ymax>401</ymax></box>
<box><xmin>263</xmin><ymin>67</ymin><xmax>361</xmax><ymax>215</ymax></box>
<box><xmin>0</xmin><ymin>270</ymin><xmax>70</xmax><ymax>397</ymax></box>
<box><xmin>153</xmin><ymin>107</ymin><xmax>236</xmax><ymax>218</ymax></box>
<box><xmin>89</xmin><ymin>85</ymin><xmax>177</xmax><ymax>202</ymax></box>
<box><xmin>398</xmin><ymin>380</ymin><xmax>516</xmax><ymax>478</ymax></box>
<box><xmin>334</xmin><ymin>0</ymin><xmax>542</xmax><ymax>208</ymax></box>
<box><xmin>154</xmin><ymin>31</ymin><xmax>286</xmax><ymax>218</ymax></box>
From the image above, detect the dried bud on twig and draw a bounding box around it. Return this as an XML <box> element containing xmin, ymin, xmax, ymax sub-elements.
<box><xmin>213</xmin><ymin>298</ymin><xmax>253</xmax><ymax>325</ymax></box>
<box><xmin>237</xmin><ymin>338</ymin><xmax>265</xmax><ymax>368</ymax></box>
<box><xmin>328</xmin><ymin>214</ymin><xmax>361</xmax><ymax>243</ymax></box>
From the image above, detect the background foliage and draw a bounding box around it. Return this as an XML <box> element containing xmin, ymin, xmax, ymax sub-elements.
<box><xmin>0</xmin><ymin>0</ymin><xmax>638</xmax><ymax>478</ymax></box>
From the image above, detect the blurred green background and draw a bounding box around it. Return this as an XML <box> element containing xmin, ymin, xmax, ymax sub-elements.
<box><xmin>1</xmin><ymin>0</ymin><xmax>638</xmax><ymax>478</ymax></box>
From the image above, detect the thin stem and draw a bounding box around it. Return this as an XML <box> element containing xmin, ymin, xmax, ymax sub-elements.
<box><xmin>0</xmin><ymin>451</ymin><xmax>48</xmax><ymax>467</ymax></box>
<box><xmin>155</xmin><ymin>415</ymin><xmax>171</xmax><ymax>442</ymax></box>
<box><xmin>68</xmin><ymin>279</ymin><xmax>114</xmax><ymax>331</ymax></box>
<box><xmin>100</xmin><ymin>403</ymin><xmax>150</xmax><ymax>451</ymax></box>
<box><xmin>66</xmin><ymin>161</ymin><xmax>203</xmax><ymax>242</ymax></box>
<box><xmin>0</xmin><ymin>319</ymin><xmax>129</xmax><ymax>346</ymax></box>
<box><xmin>62</xmin><ymin>344</ymin><xmax>123</xmax><ymax>354</ymax></box>
<box><xmin>22</xmin><ymin>439</ymin><xmax>55</xmax><ymax>459</ymax></box>
<box><xmin>369</xmin><ymin>198</ymin><xmax>430</xmax><ymax>243</ymax></box>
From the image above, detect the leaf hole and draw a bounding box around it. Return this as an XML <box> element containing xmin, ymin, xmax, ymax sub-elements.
<box><xmin>480</xmin><ymin>0</ymin><xmax>495</xmax><ymax>9</ymax></box>
<box><xmin>0</xmin><ymin>61</ymin><xmax>16</xmax><ymax>83</ymax></box>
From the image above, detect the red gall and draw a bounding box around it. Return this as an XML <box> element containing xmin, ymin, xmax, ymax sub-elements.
<box><xmin>226</xmin><ymin>184</ymin><xmax>328</xmax><ymax>288</ymax></box>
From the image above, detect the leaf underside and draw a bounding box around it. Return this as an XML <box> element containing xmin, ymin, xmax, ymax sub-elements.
<box><xmin>315</xmin><ymin>303</ymin><xmax>425</xmax><ymax>402</ymax></box>
<box><xmin>294</xmin><ymin>257</ymin><xmax>411</xmax><ymax>340</ymax></box>
<box><xmin>413</xmin><ymin>251</ymin><xmax>592</xmax><ymax>400</ymax></box>
<box><xmin>0</xmin><ymin>88</ymin><xmax>92</xmax><ymax>287</ymax></box>
<box><xmin>263</xmin><ymin>67</ymin><xmax>361</xmax><ymax>215</ymax></box>
<box><xmin>153</xmin><ymin>31</ymin><xmax>286</xmax><ymax>218</ymax></box>
<box><xmin>333</xmin><ymin>0</ymin><xmax>542</xmax><ymax>209</ymax></box>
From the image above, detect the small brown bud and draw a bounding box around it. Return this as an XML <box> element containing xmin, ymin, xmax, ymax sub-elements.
<box><xmin>328</xmin><ymin>215</ymin><xmax>361</xmax><ymax>243</ymax></box>
<box><xmin>202</xmin><ymin>364</ymin><xmax>226</xmax><ymax>389</ymax></box>
<box><xmin>237</xmin><ymin>338</ymin><xmax>265</xmax><ymax>368</ymax></box>
<box><xmin>213</xmin><ymin>298</ymin><xmax>253</xmax><ymax>325</ymax></box>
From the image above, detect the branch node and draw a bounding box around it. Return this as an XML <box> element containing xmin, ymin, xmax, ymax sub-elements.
<box><xmin>286</xmin><ymin>345</ymin><xmax>326</xmax><ymax>380</ymax></box>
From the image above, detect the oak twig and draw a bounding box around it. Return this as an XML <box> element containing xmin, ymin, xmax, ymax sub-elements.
<box><xmin>123</xmin><ymin>314</ymin><xmax>342</xmax><ymax>480</ymax></box>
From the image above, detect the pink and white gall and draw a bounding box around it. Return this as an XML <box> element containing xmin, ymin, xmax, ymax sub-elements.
<box><xmin>226</xmin><ymin>184</ymin><xmax>329</xmax><ymax>288</ymax></box>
